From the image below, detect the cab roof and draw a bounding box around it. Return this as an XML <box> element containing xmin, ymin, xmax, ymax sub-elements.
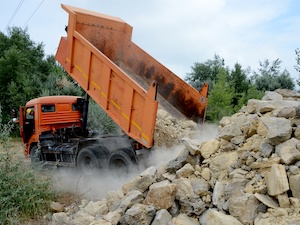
<box><xmin>25</xmin><ymin>96</ymin><xmax>82</xmax><ymax>106</ymax></box>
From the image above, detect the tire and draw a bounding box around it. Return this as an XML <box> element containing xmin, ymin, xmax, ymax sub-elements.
<box><xmin>77</xmin><ymin>148</ymin><xmax>99</xmax><ymax>175</ymax></box>
<box><xmin>30</xmin><ymin>145</ymin><xmax>42</xmax><ymax>165</ymax></box>
<box><xmin>108</xmin><ymin>150</ymin><xmax>137</xmax><ymax>176</ymax></box>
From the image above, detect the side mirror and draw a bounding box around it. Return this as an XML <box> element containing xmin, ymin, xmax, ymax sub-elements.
<box><xmin>11</xmin><ymin>109</ymin><xmax>19</xmax><ymax>123</ymax></box>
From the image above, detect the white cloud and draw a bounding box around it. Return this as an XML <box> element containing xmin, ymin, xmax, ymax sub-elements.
<box><xmin>1</xmin><ymin>0</ymin><xmax>299</xmax><ymax>81</ymax></box>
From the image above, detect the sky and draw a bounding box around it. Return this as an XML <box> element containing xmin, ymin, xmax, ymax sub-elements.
<box><xmin>1</xmin><ymin>0</ymin><xmax>300</xmax><ymax>83</ymax></box>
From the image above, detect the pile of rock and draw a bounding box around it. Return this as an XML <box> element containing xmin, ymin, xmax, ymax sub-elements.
<box><xmin>154</xmin><ymin>109</ymin><xmax>199</xmax><ymax>147</ymax></box>
<box><xmin>51</xmin><ymin>89</ymin><xmax>300</xmax><ymax>225</ymax></box>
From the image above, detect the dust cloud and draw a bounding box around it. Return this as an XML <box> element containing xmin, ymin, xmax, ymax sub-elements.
<box><xmin>52</xmin><ymin>168</ymin><xmax>140</xmax><ymax>201</ymax></box>
<box><xmin>52</xmin><ymin>119</ymin><xmax>218</xmax><ymax>201</ymax></box>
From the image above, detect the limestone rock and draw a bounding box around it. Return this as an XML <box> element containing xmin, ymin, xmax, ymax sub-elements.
<box><xmin>143</xmin><ymin>180</ymin><xmax>177</xmax><ymax>210</ymax></box>
<box><xmin>105</xmin><ymin>190</ymin><xmax>123</xmax><ymax>211</ymax></box>
<box><xmin>254</xmin><ymin>193</ymin><xmax>279</xmax><ymax>209</ymax></box>
<box><xmin>199</xmin><ymin>139</ymin><xmax>220</xmax><ymax>159</ymax></box>
<box><xmin>171</xmin><ymin>213</ymin><xmax>199</xmax><ymax>225</ymax></box>
<box><xmin>275</xmin><ymin>89</ymin><xmax>300</xmax><ymax>98</ymax></box>
<box><xmin>122</xmin><ymin>174</ymin><xmax>155</xmax><ymax>195</ymax></box>
<box><xmin>151</xmin><ymin>209</ymin><xmax>172</xmax><ymax>225</ymax></box>
<box><xmin>176</xmin><ymin>163</ymin><xmax>194</xmax><ymax>178</ymax></box>
<box><xmin>199</xmin><ymin>209</ymin><xmax>243</xmax><ymax>225</ymax></box>
<box><xmin>140</xmin><ymin>166</ymin><xmax>157</xmax><ymax>178</ymax></box>
<box><xmin>179</xmin><ymin>195</ymin><xmax>206</xmax><ymax>216</ymax></box>
<box><xmin>103</xmin><ymin>211</ymin><xmax>121</xmax><ymax>225</ymax></box>
<box><xmin>190</xmin><ymin>178</ymin><xmax>210</xmax><ymax>196</ymax></box>
<box><xmin>259</xmin><ymin>117</ymin><xmax>292</xmax><ymax>145</ymax></box>
<box><xmin>277</xmin><ymin>192</ymin><xmax>290</xmax><ymax>208</ymax></box>
<box><xmin>262</xmin><ymin>91</ymin><xmax>283</xmax><ymax>101</ymax></box>
<box><xmin>228</xmin><ymin>191</ymin><xmax>260</xmax><ymax>224</ymax></box>
<box><xmin>201</xmin><ymin>167</ymin><xmax>211</xmax><ymax>181</ymax></box>
<box><xmin>243</xmin><ymin>114</ymin><xmax>259</xmax><ymax>138</ymax></box>
<box><xmin>259</xmin><ymin>141</ymin><xmax>274</xmax><ymax>158</ymax></box>
<box><xmin>275</xmin><ymin>107</ymin><xmax>296</xmax><ymax>119</ymax></box>
<box><xmin>69</xmin><ymin>211</ymin><xmax>94</xmax><ymax>225</ymax></box>
<box><xmin>181</xmin><ymin>137</ymin><xmax>201</xmax><ymax>155</ymax></box>
<box><xmin>209</xmin><ymin>151</ymin><xmax>239</xmax><ymax>173</ymax></box>
<box><xmin>212</xmin><ymin>181</ymin><xmax>224</xmax><ymax>210</ymax></box>
<box><xmin>89</xmin><ymin>219</ymin><xmax>111</xmax><ymax>225</ymax></box>
<box><xmin>83</xmin><ymin>200</ymin><xmax>108</xmax><ymax>216</ymax></box>
<box><xmin>289</xmin><ymin>173</ymin><xmax>300</xmax><ymax>198</ymax></box>
<box><xmin>266</xmin><ymin>164</ymin><xmax>289</xmax><ymax>196</ymax></box>
<box><xmin>174</xmin><ymin>178</ymin><xmax>195</xmax><ymax>201</ymax></box>
<box><xmin>275</xmin><ymin>138</ymin><xmax>300</xmax><ymax>165</ymax></box>
<box><xmin>111</xmin><ymin>190</ymin><xmax>144</xmax><ymax>213</ymax></box>
<box><xmin>166</xmin><ymin>149</ymin><xmax>191</xmax><ymax>173</ymax></box>
<box><xmin>124</xmin><ymin>203</ymin><xmax>156</xmax><ymax>225</ymax></box>
<box><xmin>218</xmin><ymin>124</ymin><xmax>243</xmax><ymax>141</ymax></box>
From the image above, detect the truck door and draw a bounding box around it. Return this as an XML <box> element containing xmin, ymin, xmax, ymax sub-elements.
<box><xmin>19</xmin><ymin>106</ymin><xmax>25</xmax><ymax>143</ymax></box>
<box><xmin>23</xmin><ymin>106</ymin><xmax>35</xmax><ymax>144</ymax></box>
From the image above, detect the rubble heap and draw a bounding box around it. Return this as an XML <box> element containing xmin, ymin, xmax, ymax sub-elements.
<box><xmin>154</xmin><ymin>109</ymin><xmax>199</xmax><ymax>148</ymax></box>
<box><xmin>51</xmin><ymin>89</ymin><xmax>300</xmax><ymax>225</ymax></box>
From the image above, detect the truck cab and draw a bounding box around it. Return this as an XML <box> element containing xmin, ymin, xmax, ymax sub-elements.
<box><xmin>20</xmin><ymin>95</ymin><xmax>83</xmax><ymax>157</ymax></box>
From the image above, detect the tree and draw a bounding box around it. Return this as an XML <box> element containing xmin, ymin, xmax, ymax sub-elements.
<box><xmin>229</xmin><ymin>63</ymin><xmax>250</xmax><ymax>94</ymax></box>
<box><xmin>252</xmin><ymin>59</ymin><xmax>295</xmax><ymax>91</ymax></box>
<box><xmin>206</xmin><ymin>68</ymin><xmax>235</xmax><ymax>122</ymax></box>
<box><xmin>88</xmin><ymin>100</ymin><xmax>119</xmax><ymax>135</ymax></box>
<box><xmin>0</xmin><ymin>27</ymin><xmax>53</xmax><ymax>122</ymax></box>
<box><xmin>185</xmin><ymin>54</ymin><xmax>225</xmax><ymax>90</ymax></box>
<box><xmin>295</xmin><ymin>49</ymin><xmax>300</xmax><ymax>86</ymax></box>
<box><xmin>40</xmin><ymin>72</ymin><xmax>82</xmax><ymax>97</ymax></box>
<box><xmin>0</xmin><ymin>27</ymin><xmax>75</xmax><ymax>123</ymax></box>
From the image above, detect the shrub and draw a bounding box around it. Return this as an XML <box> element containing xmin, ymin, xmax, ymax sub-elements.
<box><xmin>0</xmin><ymin>106</ymin><xmax>56</xmax><ymax>224</ymax></box>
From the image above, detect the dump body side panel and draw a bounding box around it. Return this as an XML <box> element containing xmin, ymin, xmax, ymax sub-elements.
<box><xmin>56</xmin><ymin>4</ymin><xmax>208</xmax><ymax>122</ymax></box>
<box><xmin>56</xmin><ymin>5</ymin><xmax>158</xmax><ymax>148</ymax></box>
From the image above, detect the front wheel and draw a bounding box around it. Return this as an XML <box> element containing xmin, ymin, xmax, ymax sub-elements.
<box><xmin>77</xmin><ymin>148</ymin><xmax>99</xmax><ymax>175</ymax></box>
<box><xmin>30</xmin><ymin>145</ymin><xmax>42</xmax><ymax>165</ymax></box>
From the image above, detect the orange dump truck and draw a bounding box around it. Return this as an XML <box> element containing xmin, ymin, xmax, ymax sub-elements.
<box><xmin>19</xmin><ymin>4</ymin><xmax>208</xmax><ymax>173</ymax></box>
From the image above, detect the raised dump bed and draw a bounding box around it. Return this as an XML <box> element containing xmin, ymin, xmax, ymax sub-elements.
<box><xmin>55</xmin><ymin>4</ymin><xmax>208</xmax><ymax>149</ymax></box>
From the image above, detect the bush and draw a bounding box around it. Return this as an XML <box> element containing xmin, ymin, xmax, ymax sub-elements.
<box><xmin>0</xmin><ymin>107</ymin><xmax>56</xmax><ymax>224</ymax></box>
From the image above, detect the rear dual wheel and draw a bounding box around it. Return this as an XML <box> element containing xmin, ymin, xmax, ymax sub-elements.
<box><xmin>108</xmin><ymin>150</ymin><xmax>137</xmax><ymax>176</ymax></box>
<box><xmin>77</xmin><ymin>148</ymin><xmax>99</xmax><ymax>175</ymax></box>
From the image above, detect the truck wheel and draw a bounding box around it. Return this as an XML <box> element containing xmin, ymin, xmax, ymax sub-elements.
<box><xmin>30</xmin><ymin>145</ymin><xmax>42</xmax><ymax>165</ymax></box>
<box><xmin>77</xmin><ymin>148</ymin><xmax>99</xmax><ymax>175</ymax></box>
<box><xmin>108</xmin><ymin>150</ymin><xmax>137</xmax><ymax>175</ymax></box>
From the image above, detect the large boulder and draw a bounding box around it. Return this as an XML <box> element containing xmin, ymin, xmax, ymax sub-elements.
<box><xmin>123</xmin><ymin>204</ymin><xmax>156</xmax><ymax>225</ymax></box>
<box><xmin>143</xmin><ymin>180</ymin><xmax>177</xmax><ymax>210</ymax></box>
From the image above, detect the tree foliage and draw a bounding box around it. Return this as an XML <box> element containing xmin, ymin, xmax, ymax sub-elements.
<box><xmin>206</xmin><ymin>68</ymin><xmax>235</xmax><ymax>122</ymax></box>
<box><xmin>295</xmin><ymin>49</ymin><xmax>300</xmax><ymax>86</ymax></box>
<box><xmin>186</xmin><ymin>55</ymin><xmax>296</xmax><ymax>123</ymax></box>
<box><xmin>0</xmin><ymin>27</ymin><xmax>52</xmax><ymax>122</ymax></box>
<box><xmin>0</xmin><ymin>27</ymin><xmax>83</xmax><ymax>123</ymax></box>
<box><xmin>252</xmin><ymin>59</ymin><xmax>295</xmax><ymax>91</ymax></box>
<box><xmin>185</xmin><ymin>54</ymin><xmax>225</xmax><ymax>90</ymax></box>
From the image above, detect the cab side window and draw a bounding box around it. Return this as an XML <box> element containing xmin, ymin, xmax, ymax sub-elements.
<box><xmin>41</xmin><ymin>105</ymin><xmax>55</xmax><ymax>113</ymax></box>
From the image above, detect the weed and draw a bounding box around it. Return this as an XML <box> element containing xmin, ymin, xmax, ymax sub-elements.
<box><xmin>0</xmin><ymin>106</ymin><xmax>56</xmax><ymax>224</ymax></box>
